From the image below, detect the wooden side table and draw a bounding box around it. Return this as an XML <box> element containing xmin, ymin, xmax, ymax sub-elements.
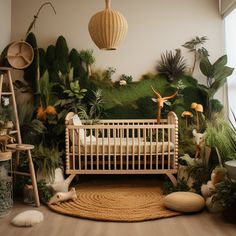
<box><xmin>7</xmin><ymin>144</ymin><xmax>40</xmax><ymax>207</ymax></box>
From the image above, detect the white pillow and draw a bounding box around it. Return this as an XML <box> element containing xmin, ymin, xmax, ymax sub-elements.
<box><xmin>72</xmin><ymin>114</ymin><xmax>85</xmax><ymax>144</ymax></box>
<box><xmin>11</xmin><ymin>210</ymin><xmax>44</xmax><ymax>227</ymax></box>
<box><xmin>72</xmin><ymin>114</ymin><xmax>96</xmax><ymax>145</ymax></box>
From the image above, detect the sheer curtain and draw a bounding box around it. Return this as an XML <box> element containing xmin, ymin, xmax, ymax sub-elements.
<box><xmin>225</xmin><ymin>8</ymin><xmax>236</xmax><ymax>122</ymax></box>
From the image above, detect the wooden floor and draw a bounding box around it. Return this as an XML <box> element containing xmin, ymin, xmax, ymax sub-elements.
<box><xmin>0</xmin><ymin>201</ymin><xmax>236</xmax><ymax>236</ymax></box>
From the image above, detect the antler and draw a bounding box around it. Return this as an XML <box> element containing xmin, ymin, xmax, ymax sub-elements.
<box><xmin>163</xmin><ymin>91</ymin><xmax>178</xmax><ymax>100</ymax></box>
<box><xmin>151</xmin><ymin>86</ymin><xmax>177</xmax><ymax>123</ymax></box>
<box><xmin>151</xmin><ymin>86</ymin><xmax>161</xmax><ymax>99</ymax></box>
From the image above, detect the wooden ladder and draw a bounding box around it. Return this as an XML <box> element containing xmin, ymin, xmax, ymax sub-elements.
<box><xmin>0</xmin><ymin>67</ymin><xmax>21</xmax><ymax>143</ymax></box>
<box><xmin>0</xmin><ymin>67</ymin><xmax>40</xmax><ymax>207</ymax></box>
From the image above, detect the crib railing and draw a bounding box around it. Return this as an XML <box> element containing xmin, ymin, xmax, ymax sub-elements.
<box><xmin>65</xmin><ymin>112</ymin><xmax>178</xmax><ymax>176</ymax></box>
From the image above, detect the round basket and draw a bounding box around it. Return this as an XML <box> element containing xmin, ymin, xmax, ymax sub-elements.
<box><xmin>6</xmin><ymin>41</ymin><xmax>34</xmax><ymax>69</ymax></box>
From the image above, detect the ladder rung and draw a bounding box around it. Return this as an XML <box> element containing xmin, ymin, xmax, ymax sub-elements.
<box><xmin>9</xmin><ymin>130</ymin><xmax>18</xmax><ymax>134</ymax></box>
<box><xmin>0</xmin><ymin>67</ymin><xmax>11</xmax><ymax>71</ymax></box>
<box><xmin>1</xmin><ymin>92</ymin><xmax>13</xmax><ymax>95</ymax></box>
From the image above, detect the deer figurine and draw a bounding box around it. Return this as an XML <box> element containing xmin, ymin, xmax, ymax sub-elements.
<box><xmin>151</xmin><ymin>86</ymin><xmax>177</xmax><ymax>123</ymax></box>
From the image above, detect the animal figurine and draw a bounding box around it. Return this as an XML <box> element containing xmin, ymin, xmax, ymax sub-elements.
<box><xmin>0</xmin><ymin>134</ymin><xmax>15</xmax><ymax>152</ymax></box>
<box><xmin>192</xmin><ymin>129</ymin><xmax>206</xmax><ymax>158</ymax></box>
<box><xmin>151</xmin><ymin>86</ymin><xmax>177</xmax><ymax>124</ymax></box>
<box><xmin>201</xmin><ymin>166</ymin><xmax>227</xmax><ymax>212</ymax></box>
<box><xmin>48</xmin><ymin>187</ymin><xmax>77</xmax><ymax>205</ymax></box>
<box><xmin>50</xmin><ymin>174</ymin><xmax>76</xmax><ymax>193</ymax></box>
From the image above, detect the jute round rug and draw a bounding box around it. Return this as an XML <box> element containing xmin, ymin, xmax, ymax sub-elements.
<box><xmin>48</xmin><ymin>179</ymin><xmax>181</xmax><ymax>222</ymax></box>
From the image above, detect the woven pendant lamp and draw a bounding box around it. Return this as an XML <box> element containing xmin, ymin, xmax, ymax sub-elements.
<box><xmin>88</xmin><ymin>0</ymin><xmax>128</xmax><ymax>50</ymax></box>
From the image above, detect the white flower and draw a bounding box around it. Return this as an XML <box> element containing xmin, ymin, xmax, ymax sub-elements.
<box><xmin>2</xmin><ymin>97</ymin><xmax>9</xmax><ymax>106</ymax></box>
<box><xmin>119</xmin><ymin>79</ymin><xmax>127</xmax><ymax>86</ymax></box>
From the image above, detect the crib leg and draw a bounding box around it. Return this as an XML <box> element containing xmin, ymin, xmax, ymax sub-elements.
<box><xmin>166</xmin><ymin>174</ymin><xmax>177</xmax><ymax>187</ymax></box>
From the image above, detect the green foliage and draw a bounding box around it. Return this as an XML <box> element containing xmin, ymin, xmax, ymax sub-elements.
<box><xmin>182</xmin><ymin>36</ymin><xmax>209</xmax><ymax>74</ymax></box>
<box><xmin>102</xmin><ymin>76</ymin><xmax>169</xmax><ymax>110</ymax></box>
<box><xmin>24</xmin><ymin>32</ymin><xmax>38</xmax><ymax>91</ymax></box>
<box><xmin>88</xmin><ymin>89</ymin><xmax>104</xmax><ymax>120</ymax></box>
<box><xmin>21</xmin><ymin>119</ymin><xmax>46</xmax><ymax>145</ymax></box>
<box><xmin>55</xmin><ymin>78</ymin><xmax>87</xmax><ymax>115</ymax></box>
<box><xmin>69</xmin><ymin>48</ymin><xmax>84</xmax><ymax>78</ymax></box>
<box><xmin>162</xmin><ymin>178</ymin><xmax>190</xmax><ymax>194</ymax></box>
<box><xmin>178</xmin><ymin>121</ymin><xmax>196</xmax><ymax>157</ymax></box>
<box><xmin>199</xmin><ymin>55</ymin><xmax>234</xmax><ymax>119</ymax></box>
<box><xmin>157</xmin><ymin>49</ymin><xmax>187</xmax><ymax>82</ymax></box>
<box><xmin>79</xmin><ymin>49</ymin><xmax>95</xmax><ymax>65</ymax></box>
<box><xmin>205</xmin><ymin>118</ymin><xmax>236</xmax><ymax>161</ymax></box>
<box><xmin>37</xmin><ymin>180</ymin><xmax>53</xmax><ymax>204</ymax></box>
<box><xmin>199</xmin><ymin>55</ymin><xmax>234</xmax><ymax>97</ymax></box>
<box><xmin>32</xmin><ymin>144</ymin><xmax>62</xmax><ymax>180</ymax></box>
<box><xmin>55</xmin><ymin>36</ymin><xmax>69</xmax><ymax>75</ymax></box>
<box><xmin>120</xmin><ymin>74</ymin><xmax>133</xmax><ymax>83</ymax></box>
<box><xmin>104</xmin><ymin>67</ymin><xmax>116</xmax><ymax>80</ymax></box>
<box><xmin>213</xmin><ymin>179</ymin><xmax>236</xmax><ymax>210</ymax></box>
<box><xmin>39</xmin><ymin>71</ymin><xmax>57</xmax><ymax>107</ymax></box>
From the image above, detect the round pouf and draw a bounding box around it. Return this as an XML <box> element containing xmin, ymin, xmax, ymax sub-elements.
<box><xmin>164</xmin><ymin>192</ymin><xmax>205</xmax><ymax>213</ymax></box>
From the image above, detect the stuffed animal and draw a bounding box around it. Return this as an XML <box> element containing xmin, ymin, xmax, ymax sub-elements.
<box><xmin>0</xmin><ymin>134</ymin><xmax>15</xmax><ymax>152</ymax></box>
<box><xmin>48</xmin><ymin>187</ymin><xmax>77</xmax><ymax>205</ymax></box>
<box><xmin>201</xmin><ymin>166</ymin><xmax>227</xmax><ymax>212</ymax></box>
<box><xmin>192</xmin><ymin>129</ymin><xmax>206</xmax><ymax>158</ymax></box>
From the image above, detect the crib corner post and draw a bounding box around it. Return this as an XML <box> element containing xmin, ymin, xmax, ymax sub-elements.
<box><xmin>65</xmin><ymin>126</ymin><xmax>70</xmax><ymax>174</ymax></box>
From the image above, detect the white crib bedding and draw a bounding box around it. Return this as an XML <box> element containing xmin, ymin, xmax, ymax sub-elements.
<box><xmin>71</xmin><ymin>137</ymin><xmax>175</xmax><ymax>155</ymax></box>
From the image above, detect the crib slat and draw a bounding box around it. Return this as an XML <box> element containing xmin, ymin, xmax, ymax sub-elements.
<box><xmin>150</xmin><ymin>128</ymin><xmax>152</xmax><ymax>170</ymax></box>
<box><xmin>144</xmin><ymin>128</ymin><xmax>146</xmax><ymax>170</ymax></box>
<box><xmin>120</xmin><ymin>128</ymin><xmax>123</xmax><ymax>170</ymax></box>
<box><xmin>132</xmin><ymin>128</ymin><xmax>134</xmax><ymax>170</ymax></box>
<box><xmin>168</xmin><ymin>127</ymin><xmax>171</xmax><ymax>170</ymax></box>
<box><xmin>114</xmin><ymin>128</ymin><xmax>117</xmax><ymax>170</ymax></box>
<box><xmin>108</xmin><ymin>128</ymin><xmax>111</xmax><ymax>170</ymax></box>
<box><xmin>126</xmin><ymin>129</ymin><xmax>129</xmax><ymax>170</ymax></box>
<box><xmin>138</xmin><ymin>128</ymin><xmax>140</xmax><ymax>170</ymax></box>
<box><xmin>156</xmin><ymin>128</ymin><xmax>158</xmax><ymax>170</ymax></box>
<box><xmin>84</xmin><ymin>128</ymin><xmax>87</xmax><ymax>170</ymax></box>
<box><xmin>78</xmin><ymin>129</ymin><xmax>81</xmax><ymax>170</ymax></box>
<box><xmin>162</xmin><ymin>128</ymin><xmax>165</xmax><ymax>170</ymax></box>
<box><xmin>90</xmin><ymin>128</ymin><xmax>93</xmax><ymax>170</ymax></box>
<box><xmin>102</xmin><ymin>129</ymin><xmax>105</xmax><ymax>170</ymax></box>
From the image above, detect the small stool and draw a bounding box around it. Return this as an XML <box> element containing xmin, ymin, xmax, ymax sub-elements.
<box><xmin>7</xmin><ymin>143</ymin><xmax>40</xmax><ymax>207</ymax></box>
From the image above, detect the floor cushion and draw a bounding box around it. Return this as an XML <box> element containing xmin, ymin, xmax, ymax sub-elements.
<box><xmin>11</xmin><ymin>210</ymin><xmax>44</xmax><ymax>227</ymax></box>
<box><xmin>164</xmin><ymin>191</ymin><xmax>205</xmax><ymax>213</ymax></box>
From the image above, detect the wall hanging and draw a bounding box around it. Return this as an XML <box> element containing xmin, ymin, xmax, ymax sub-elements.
<box><xmin>88</xmin><ymin>0</ymin><xmax>128</xmax><ymax>50</ymax></box>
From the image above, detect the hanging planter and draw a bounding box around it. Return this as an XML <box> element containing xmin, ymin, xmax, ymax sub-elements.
<box><xmin>88</xmin><ymin>0</ymin><xmax>128</xmax><ymax>50</ymax></box>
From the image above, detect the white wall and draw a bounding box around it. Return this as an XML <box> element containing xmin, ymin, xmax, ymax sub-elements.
<box><xmin>0</xmin><ymin>0</ymin><xmax>11</xmax><ymax>53</ymax></box>
<box><xmin>11</xmin><ymin>0</ymin><xmax>224</xmax><ymax>87</ymax></box>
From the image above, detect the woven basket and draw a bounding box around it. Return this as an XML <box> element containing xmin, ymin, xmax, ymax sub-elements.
<box><xmin>88</xmin><ymin>0</ymin><xmax>128</xmax><ymax>50</ymax></box>
<box><xmin>7</xmin><ymin>41</ymin><xmax>34</xmax><ymax>69</ymax></box>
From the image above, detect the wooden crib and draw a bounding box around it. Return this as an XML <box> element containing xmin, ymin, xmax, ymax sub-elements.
<box><xmin>65</xmin><ymin>112</ymin><xmax>178</xmax><ymax>185</ymax></box>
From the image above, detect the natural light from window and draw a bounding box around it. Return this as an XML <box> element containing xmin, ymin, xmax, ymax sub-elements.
<box><xmin>225</xmin><ymin>8</ymin><xmax>236</xmax><ymax>117</ymax></box>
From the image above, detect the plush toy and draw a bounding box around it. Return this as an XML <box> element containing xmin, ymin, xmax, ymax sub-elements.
<box><xmin>201</xmin><ymin>166</ymin><xmax>227</xmax><ymax>212</ymax></box>
<box><xmin>192</xmin><ymin>129</ymin><xmax>206</xmax><ymax>158</ymax></box>
<box><xmin>48</xmin><ymin>187</ymin><xmax>77</xmax><ymax>205</ymax></box>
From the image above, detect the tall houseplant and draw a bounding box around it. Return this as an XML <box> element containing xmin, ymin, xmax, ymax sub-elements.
<box><xmin>199</xmin><ymin>55</ymin><xmax>234</xmax><ymax>120</ymax></box>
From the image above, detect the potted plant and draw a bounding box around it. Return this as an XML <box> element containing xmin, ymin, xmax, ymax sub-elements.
<box><xmin>32</xmin><ymin>144</ymin><xmax>63</xmax><ymax>183</ymax></box>
<box><xmin>0</xmin><ymin>96</ymin><xmax>14</xmax><ymax>216</ymax></box>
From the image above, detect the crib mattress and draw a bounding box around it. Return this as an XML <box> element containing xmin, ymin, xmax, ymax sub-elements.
<box><xmin>71</xmin><ymin>137</ymin><xmax>175</xmax><ymax>155</ymax></box>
